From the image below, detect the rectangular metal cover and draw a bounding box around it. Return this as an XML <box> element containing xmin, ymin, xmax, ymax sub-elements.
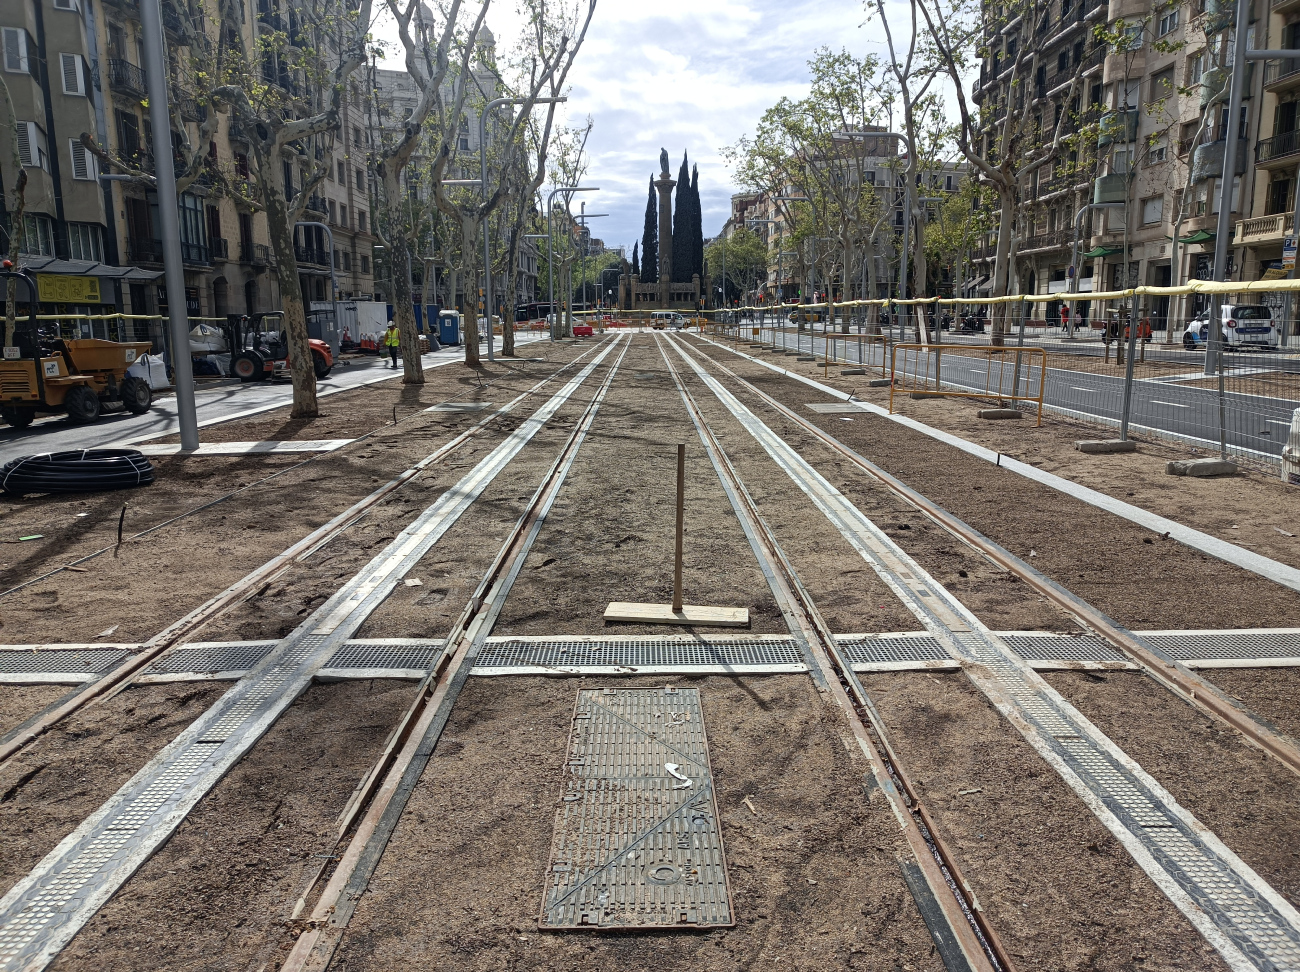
<box><xmin>539</xmin><ymin>687</ymin><xmax>733</xmax><ymax>930</ymax></box>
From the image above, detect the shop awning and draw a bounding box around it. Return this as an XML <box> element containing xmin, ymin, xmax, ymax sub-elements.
<box><xmin>1081</xmin><ymin>245</ymin><xmax>1124</xmax><ymax>258</ymax></box>
<box><xmin>17</xmin><ymin>256</ymin><xmax>164</xmax><ymax>282</ymax></box>
<box><xmin>1176</xmin><ymin>229</ymin><xmax>1215</xmax><ymax>244</ymax></box>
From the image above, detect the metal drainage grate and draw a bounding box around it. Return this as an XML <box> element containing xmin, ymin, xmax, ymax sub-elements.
<box><xmin>805</xmin><ymin>402</ymin><xmax>864</xmax><ymax>414</ymax></box>
<box><xmin>998</xmin><ymin>633</ymin><xmax>1127</xmax><ymax>663</ymax></box>
<box><xmin>837</xmin><ymin>633</ymin><xmax>950</xmax><ymax>665</ymax></box>
<box><xmin>321</xmin><ymin>639</ymin><xmax>445</xmax><ymax>674</ymax></box>
<box><xmin>0</xmin><ymin>647</ymin><xmax>129</xmax><ymax>680</ymax></box>
<box><xmin>475</xmin><ymin>636</ymin><xmax>806</xmax><ymax>674</ymax></box>
<box><xmin>1146</xmin><ymin>628</ymin><xmax>1300</xmax><ymax>661</ymax></box>
<box><xmin>539</xmin><ymin>687</ymin><xmax>732</xmax><ymax>930</ymax></box>
<box><xmin>146</xmin><ymin>642</ymin><xmax>277</xmax><ymax>676</ymax></box>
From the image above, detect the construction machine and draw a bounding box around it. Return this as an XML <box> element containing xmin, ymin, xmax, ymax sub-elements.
<box><xmin>0</xmin><ymin>268</ymin><xmax>153</xmax><ymax>429</ymax></box>
<box><xmin>225</xmin><ymin>312</ymin><xmax>332</xmax><ymax>383</ymax></box>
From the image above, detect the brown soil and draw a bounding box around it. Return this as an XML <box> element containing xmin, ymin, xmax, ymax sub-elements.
<box><xmin>1046</xmin><ymin>670</ymin><xmax>1300</xmax><ymax>911</ymax></box>
<box><xmin>0</xmin><ymin>683</ymin><xmax>226</xmax><ymax>891</ymax></box>
<box><xmin>690</xmin><ymin>334</ymin><xmax>1300</xmax><ymax>571</ymax></box>
<box><xmin>496</xmin><ymin>340</ymin><xmax>786</xmax><ymax>636</ymax></box>
<box><xmin>0</xmin><ymin>684</ymin><xmax>70</xmax><ymax>737</ymax></box>
<box><xmin>49</xmin><ymin>678</ymin><xmax>415</xmax><ymax>972</ymax></box>
<box><xmin>685</xmin><ymin>337</ymin><xmax>1300</xmax><ymax>631</ymax></box>
<box><xmin>328</xmin><ymin>674</ymin><xmax>947</xmax><ymax>972</ymax></box>
<box><xmin>0</xmin><ymin>346</ymin><xmax>594</xmax><ymax>646</ymax></box>
<box><xmin>862</xmin><ymin>669</ymin><xmax>1230</xmax><ymax>971</ymax></box>
<box><xmin>1207</xmin><ymin>667</ymin><xmax>1300</xmax><ymax>739</ymax></box>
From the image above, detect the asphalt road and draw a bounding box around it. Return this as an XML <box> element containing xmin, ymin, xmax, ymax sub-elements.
<box><xmin>0</xmin><ymin>334</ymin><xmax>548</xmax><ymax>466</ymax></box>
<box><xmin>738</xmin><ymin>325</ymin><xmax>1300</xmax><ymax>460</ymax></box>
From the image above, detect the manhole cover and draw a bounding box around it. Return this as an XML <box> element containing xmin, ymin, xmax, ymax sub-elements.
<box><xmin>539</xmin><ymin>687</ymin><xmax>733</xmax><ymax>930</ymax></box>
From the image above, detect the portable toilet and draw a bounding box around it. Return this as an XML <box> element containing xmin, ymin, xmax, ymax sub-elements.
<box><xmin>438</xmin><ymin>311</ymin><xmax>461</xmax><ymax>346</ymax></box>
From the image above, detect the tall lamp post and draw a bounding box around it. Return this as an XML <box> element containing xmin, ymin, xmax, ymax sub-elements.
<box><xmin>545</xmin><ymin>186</ymin><xmax>598</xmax><ymax>341</ymax></box>
<box><xmin>140</xmin><ymin>0</ymin><xmax>198</xmax><ymax>449</ymax></box>
<box><xmin>479</xmin><ymin>96</ymin><xmax>566</xmax><ymax>361</ymax></box>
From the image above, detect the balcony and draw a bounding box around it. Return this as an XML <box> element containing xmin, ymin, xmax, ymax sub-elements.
<box><xmin>1021</xmin><ymin>230</ymin><xmax>1071</xmax><ymax>252</ymax></box>
<box><xmin>126</xmin><ymin>237</ymin><xmax>162</xmax><ymax>264</ymax></box>
<box><xmin>180</xmin><ymin>241</ymin><xmax>210</xmax><ymax>265</ymax></box>
<box><xmin>107</xmin><ymin>59</ymin><xmax>147</xmax><ymax>98</ymax></box>
<box><xmin>304</xmin><ymin>195</ymin><xmax>327</xmax><ymax>216</ymax></box>
<box><xmin>1256</xmin><ymin>130</ymin><xmax>1300</xmax><ymax>167</ymax></box>
<box><xmin>1264</xmin><ymin>56</ymin><xmax>1300</xmax><ymax>91</ymax></box>
<box><xmin>295</xmin><ymin>244</ymin><xmax>331</xmax><ymax>267</ymax></box>
<box><xmin>1273</xmin><ymin>0</ymin><xmax>1300</xmax><ymax>16</ymax></box>
<box><xmin>211</xmin><ymin>237</ymin><xmax>229</xmax><ymax>260</ymax></box>
<box><xmin>1233</xmin><ymin>214</ymin><xmax>1289</xmax><ymax>245</ymax></box>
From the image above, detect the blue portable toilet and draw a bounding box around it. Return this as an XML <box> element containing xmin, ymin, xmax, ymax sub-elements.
<box><xmin>438</xmin><ymin>311</ymin><xmax>461</xmax><ymax>346</ymax></box>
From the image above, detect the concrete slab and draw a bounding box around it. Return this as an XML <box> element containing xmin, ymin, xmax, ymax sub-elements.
<box><xmin>797</xmin><ymin>356</ymin><xmax>816</xmax><ymax>362</ymax></box>
<box><xmin>1167</xmin><ymin>457</ymin><xmax>1239</xmax><ymax>477</ymax></box>
<box><xmin>1075</xmin><ymin>439</ymin><xmax>1138</xmax><ymax>453</ymax></box>
<box><xmin>134</xmin><ymin>439</ymin><xmax>353</xmax><ymax>456</ymax></box>
<box><xmin>840</xmin><ymin>368</ymin><xmax>867</xmax><ymax>376</ymax></box>
<box><xmin>868</xmin><ymin>378</ymin><xmax>894</xmax><ymax>387</ymax></box>
<box><xmin>978</xmin><ymin>409</ymin><xmax>1023</xmax><ymax>420</ymax></box>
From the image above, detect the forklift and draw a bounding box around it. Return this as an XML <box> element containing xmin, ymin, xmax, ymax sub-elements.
<box><xmin>0</xmin><ymin>266</ymin><xmax>153</xmax><ymax>429</ymax></box>
<box><xmin>224</xmin><ymin>311</ymin><xmax>333</xmax><ymax>383</ymax></box>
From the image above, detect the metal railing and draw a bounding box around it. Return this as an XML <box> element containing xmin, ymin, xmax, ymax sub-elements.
<box><xmin>1264</xmin><ymin>56</ymin><xmax>1300</xmax><ymax>87</ymax></box>
<box><xmin>1257</xmin><ymin>130</ymin><xmax>1300</xmax><ymax>164</ymax></box>
<box><xmin>890</xmin><ymin>343</ymin><xmax>1048</xmax><ymax>424</ymax></box>
<box><xmin>295</xmin><ymin>244</ymin><xmax>331</xmax><ymax>267</ymax></box>
<box><xmin>107</xmin><ymin>59</ymin><xmax>147</xmax><ymax>97</ymax></box>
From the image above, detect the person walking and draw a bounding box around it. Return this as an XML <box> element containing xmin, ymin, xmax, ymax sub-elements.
<box><xmin>383</xmin><ymin>322</ymin><xmax>400</xmax><ymax>368</ymax></box>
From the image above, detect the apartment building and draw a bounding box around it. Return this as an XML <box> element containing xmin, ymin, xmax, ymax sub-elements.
<box><xmin>970</xmin><ymin>0</ymin><xmax>1292</xmax><ymax>332</ymax></box>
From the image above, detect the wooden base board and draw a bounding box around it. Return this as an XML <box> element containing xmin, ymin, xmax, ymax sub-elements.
<box><xmin>603</xmin><ymin>602</ymin><xmax>750</xmax><ymax>627</ymax></box>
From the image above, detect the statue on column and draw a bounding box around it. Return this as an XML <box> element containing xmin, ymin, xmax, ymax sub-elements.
<box><xmin>660</xmin><ymin>148</ymin><xmax>670</xmax><ymax>176</ymax></box>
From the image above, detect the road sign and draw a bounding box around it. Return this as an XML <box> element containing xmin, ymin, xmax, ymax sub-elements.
<box><xmin>1284</xmin><ymin>234</ymin><xmax>1297</xmax><ymax>271</ymax></box>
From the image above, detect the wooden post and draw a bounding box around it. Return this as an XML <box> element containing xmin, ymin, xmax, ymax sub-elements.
<box><xmin>673</xmin><ymin>443</ymin><xmax>684</xmax><ymax>612</ymax></box>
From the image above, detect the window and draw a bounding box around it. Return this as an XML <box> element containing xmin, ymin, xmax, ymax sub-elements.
<box><xmin>178</xmin><ymin>193</ymin><xmax>208</xmax><ymax>262</ymax></box>
<box><xmin>283</xmin><ymin>161</ymin><xmax>294</xmax><ymax>196</ymax></box>
<box><xmin>1141</xmin><ymin>196</ymin><xmax>1164</xmax><ymax>224</ymax></box>
<box><xmin>1149</xmin><ymin>69</ymin><xmax>1174</xmax><ymax>106</ymax></box>
<box><xmin>342</xmin><ymin>250</ymin><xmax>351</xmax><ymax>271</ymax></box>
<box><xmin>21</xmin><ymin>214</ymin><xmax>55</xmax><ymax>255</ymax></box>
<box><xmin>327</xmin><ymin>199</ymin><xmax>336</xmax><ymax>223</ymax></box>
<box><xmin>59</xmin><ymin>53</ymin><xmax>86</xmax><ymax>95</ymax></box>
<box><xmin>53</xmin><ymin>0</ymin><xmax>79</xmax><ymax>10</ymax></box>
<box><xmin>15</xmin><ymin>121</ymin><xmax>49</xmax><ymax>171</ymax></box>
<box><xmin>1210</xmin><ymin>176</ymin><xmax>1242</xmax><ymax>213</ymax></box>
<box><xmin>352</xmin><ymin>126</ymin><xmax>360</xmax><ymax>146</ymax></box>
<box><xmin>1189</xmin><ymin>50</ymin><xmax>1205</xmax><ymax>84</ymax></box>
<box><xmin>1112</xmin><ymin>145</ymin><xmax>1133</xmax><ymax>173</ymax></box>
<box><xmin>1115</xmin><ymin>25</ymin><xmax>1143</xmax><ymax>53</ymax></box>
<box><xmin>355</xmin><ymin>167</ymin><xmax>363</xmax><ymax>190</ymax></box>
<box><xmin>68</xmin><ymin>138</ymin><xmax>96</xmax><ymax>180</ymax></box>
<box><xmin>458</xmin><ymin>135</ymin><xmax>470</xmax><ymax>150</ymax></box>
<box><xmin>357</xmin><ymin>210</ymin><xmax>366</xmax><ymax>232</ymax></box>
<box><xmin>361</xmin><ymin>254</ymin><xmax>370</xmax><ymax>273</ymax></box>
<box><xmin>1157</xmin><ymin>8</ymin><xmax>1179</xmax><ymax>36</ymax></box>
<box><xmin>340</xmin><ymin>204</ymin><xmax>347</xmax><ymax>227</ymax></box>
<box><xmin>337</xmin><ymin>159</ymin><xmax>344</xmax><ymax>182</ymax></box>
<box><xmin>1148</xmin><ymin>139</ymin><xmax>1167</xmax><ymax>164</ymax></box>
<box><xmin>3</xmin><ymin>28</ymin><xmax>33</xmax><ymax>74</ymax></box>
<box><xmin>67</xmin><ymin>223</ymin><xmax>103</xmax><ymax>261</ymax></box>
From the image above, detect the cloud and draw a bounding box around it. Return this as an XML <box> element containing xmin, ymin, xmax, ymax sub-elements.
<box><xmin>373</xmin><ymin>0</ymin><xmax>919</xmax><ymax>251</ymax></box>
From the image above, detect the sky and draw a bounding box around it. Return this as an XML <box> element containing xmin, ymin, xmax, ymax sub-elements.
<box><xmin>374</xmin><ymin>0</ymin><xmax>898</xmax><ymax>253</ymax></box>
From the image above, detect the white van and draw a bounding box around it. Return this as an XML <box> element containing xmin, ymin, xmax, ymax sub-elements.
<box><xmin>651</xmin><ymin>311</ymin><xmax>686</xmax><ymax>330</ymax></box>
<box><xmin>1183</xmin><ymin>304</ymin><xmax>1281</xmax><ymax>351</ymax></box>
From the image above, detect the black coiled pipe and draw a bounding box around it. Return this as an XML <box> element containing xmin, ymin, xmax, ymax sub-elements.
<box><xmin>1</xmin><ymin>449</ymin><xmax>155</xmax><ymax>496</ymax></box>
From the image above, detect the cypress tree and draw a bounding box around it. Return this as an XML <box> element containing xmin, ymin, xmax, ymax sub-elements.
<box><xmin>631</xmin><ymin>241</ymin><xmax>639</xmax><ymax>277</ymax></box>
<box><xmin>673</xmin><ymin>152</ymin><xmax>692</xmax><ymax>283</ymax></box>
<box><xmin>691</xmin><ymin>164</ymin><xmax>704</xmax><ymax>281</ymax></box>
<box><xmin>641</xmin><ymin>178</ymin><xmax>658</xmax><ymax>283</ymax></box>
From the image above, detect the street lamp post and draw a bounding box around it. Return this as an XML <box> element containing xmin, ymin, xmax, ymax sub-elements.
<box><xmin>479</xmin><ymin>96</ymin><xmax>565</xmax><ymax>361</ymax></box>
<box><xmin>545</xmin><ymin>187</ymin><xmax>598</xmax><ymax>341</ymax></box>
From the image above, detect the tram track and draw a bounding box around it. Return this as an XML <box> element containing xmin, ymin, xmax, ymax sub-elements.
<box><xmin>665</xmin><ymin>334</ymin><xmax>1300</xmax><ymax>972</ymax></box>
<box><xmin>0</xmin><ymin>340</ymin><xmax>610</xmax><ymax>769</ymax></box>
<box><xmin>0</xmin><ymin>337</ymin><xmax>626</xmax><ymax>972</ymax></box>
<box><xmin>655</xmin><ymin>333</ymin><xmax>1010</xmax><ymax>972</ymax></box>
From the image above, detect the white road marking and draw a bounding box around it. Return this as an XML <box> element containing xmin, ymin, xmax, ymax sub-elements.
<box><xmin>1152</xmin><ymin>400</ymin><xmax>1191</xmax><ymax>408</ymax></box>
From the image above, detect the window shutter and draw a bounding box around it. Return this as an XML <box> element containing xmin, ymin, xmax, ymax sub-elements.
<box><xmin>61</xmin><ymin>53</ymin><xmax>84</xmax><ymax>95</ymax></box>
<box><xmin>53</xmin><ymin>0</ymin><xmax>77</xmax><ymax>10</ymax></box>
<box><xmin>69</xmin><ymin>139</ymin><xmax>94</xmax><ymax>180</ymax></box>
<box><xmin>16</xmin><ymin>122</ymin><xmax>33</xmax><ymax>168</ymax></box>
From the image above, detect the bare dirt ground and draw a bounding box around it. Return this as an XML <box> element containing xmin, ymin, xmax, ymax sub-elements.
<box><xmin>0</xmin><ymin>684</ymin><xmax>69</xmax><ymax>738</ymax></box>
<box><xmin>862</xmin><ymin>669</ymin><xmax>1230</xmax><ymax>971</ymax></box>
<box><xmin>1047</xmin><ymin>670</ymin><xmax>1300</xmax><ymax>912</ymax></box>
<box><xmin>696</xmin><ymin>333</ymin><xmax>1300</xmax><ymax>569</ymax></box>
<box><xmin>1208</xmin><ymin>666</ymin><xmax>1300</xmax><ymax>739</ymax></box>
<box><xmin>328</xmin><ymin>674</ymin><xmax>948</xmax><ymax>972</ymax></box>
<box><xmin>0</xmin><ymin>345</ymin><xmax>594</xmax><ymax>646</ymax></box>
<box><xmin>0</xmin><ymin>683</ymin><xmax>227</xmax><ymax>890</ymax></box>
<box><xmin>48</xmin><ymin>678</ymin><xmax>415</xmax><ymax>972</ymax></box>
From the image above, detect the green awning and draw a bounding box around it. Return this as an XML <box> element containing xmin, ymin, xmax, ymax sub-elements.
<box><xmin>1177</xmin><ymin>229</ymin><xmax>1216</xmax><ymax>244</ymax></box>
<box><xmin>1081</xmin><ymin>245</ymin><xmax>1124</xmax><ymax>258</ymax></box>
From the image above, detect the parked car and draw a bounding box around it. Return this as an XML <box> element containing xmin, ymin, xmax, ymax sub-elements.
<box><xmin>651</xmin><ymin>311</ymin><xmax>686</xmax><ymax>329</ymax></box>
<box><xmin>1183</xmin><ymin>304</ymin><xmax>1280</xmax><ymax>351</ymax></box>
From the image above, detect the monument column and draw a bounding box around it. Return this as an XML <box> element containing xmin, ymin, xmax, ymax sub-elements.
<box><xmin>655</xmin><ymin>149</ymin><xmax>675</xmax><ymax>308</ymax></box>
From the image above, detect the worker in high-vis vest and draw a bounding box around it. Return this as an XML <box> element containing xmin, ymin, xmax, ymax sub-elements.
<box><xmin>383</xmin><ymin>322</ymin><xmax>400</xmax><ymax>368</ymax></box>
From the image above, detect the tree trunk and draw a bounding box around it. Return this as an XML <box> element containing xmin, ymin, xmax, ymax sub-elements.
<box><xmin>389</xmin><ymin>229</ymin><xmax>425</xmax><ymax>384</ymax></box>
<box><xmin>264</xmin><ymin>195</ymin><xmax>319</xmax><ymax>417</ymax></box>
<box><xmin>989</xmin><ymin>185</ymin><xmax>1016</xmax><ymax>347</ymax></box>
<box><xmin>502</xmin><ymin>227</ymin><xmax>518</xmax><ymax>357</ymax></box>
<box><xmin>457</xmin><ymin>216</ymin><xmax>481</xmax><ymax>368</ymax></box>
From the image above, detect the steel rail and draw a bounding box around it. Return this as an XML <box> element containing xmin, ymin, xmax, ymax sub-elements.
<box><xmin>280</xmin><ymin>338</ymin><xmax>632</xmax><ymax>972</ymax></box>
<box><xmin>654</xmin><ymin>333</ymin><xmax>1010</xmax><ymax>972</ymax></box>
<box><xmin>680</xmin><ymin>338</ymin><xmax>1300</xmax><ymax>781</ymax></box>
<box><xmin>0</xmin><ymin>341</ymin><xmax>611</xmax><ymax>769</ymax></box>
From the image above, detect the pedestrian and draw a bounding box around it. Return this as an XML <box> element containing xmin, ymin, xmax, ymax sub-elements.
<box><xmin>1059</xmin><ymin>304</ymin><xmax>1069</xmax><ymax>331</ymax></box>
<box><xmin>383</xmin><ymin>322</ymin><xmax>400</xmax><ymax>368</ymax></box>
